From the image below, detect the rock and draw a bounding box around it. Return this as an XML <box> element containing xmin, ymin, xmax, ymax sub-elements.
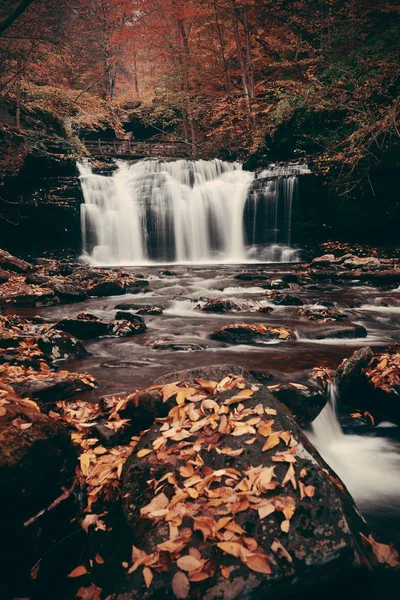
<box><xmin>25</xmin><ymin>272</ymin><xmax>51</xmax><ymax>285</ymax></box>
<box><xmin>0</xmin><ymin>284</ymin><xmax>56</xmax><ymax>307</ymax></box>
<box><xmin>115</xmin><ymin>303</ymin><xmax>163</xmax><ymax>315</ymax></box>
<box><xmin>53</xmin><ymin>314</ymin><xmax>108</xmax><ymax>339</ymax></box>
<box><xmin>200</xmin><ymin>297</ymin><xmax>241</xmax><ymax>313</ymax></box>
<box><xmin>362</xmin><ymin>350</ymin><xmax>400</xmax><ymax>424</ymax></box>
<box><xmin>159</xmin><ymin>270</ymin><xmax>177</xmax><ymax>276</ymax></box>
<box><xmin>272</xmin><ymin>295</ymin><xmax>304</xmax><ymax>306</ymax></box>
<box><xmin>210</xmin><ymin>323</ymin><xmax>296</xmax><ymax>345</ymax></box>
<box><xmin>10</xmin><ymin>375</ymin><xmax>96</xmax><ymax>404</ymax></box>
<box><xmin>298</xmin><ymin>307</ymin><xmax>348</xmax><ymax>322</ymax></box>
<box><xmin>0</xmin><ymin>389</ymin><xmax>78</xmax><ymax>598</ymax></box>
<box><xmin>125</xmin><ymin>279</ymin><xmax>150</xmax><ymax>293</ymax></box>
<box><xmin>336</xmin><ymin>347</ymin><xmax>374</xmax><ymax>400</ymax></box>
<box><xmin>0</xmin><ymin>249</ymin><xmax>32</xmax><ymax>273</ymax></box>
<box><xmin>154</xmin><ymin>365</ymin><xmax>256</xmax><ymax>386</ymax></box>
<box><xmin>87</xmin><ymin>279</ymin><xmax>125</xmax><ymax>296</ymax></box>
<box><xmin>260</xmin><ymin>280</ymin><xmax>290</xmax><ymax>290</ymax></box>
<box><xmin>248</xmin><ymin>370</ymin><xmax>272</xmax><ymax>383</ymax></box>
<box><xmin>118</xmin><ymin>370</ymin><xmax>377</xmax><ymax>600</ymax></box>
<box><xmin>311</xmin><ymin>254</ymin><xmax>336</xmax><ymax>266</ymax></box>
<box><xmin>151</xmin><ymin>341</ymin><xmax>207</xmax><ymax>352</ymax></box>
<box><xmin>343</xmin><ymin>257</ymin><xmax>381</xmax><ymax>269</ymax></box>
<box><xmin>107</xmin><ymin>319</ymin><xmax>147</xmax><ymax>337</ymax></box>
<box><xmin>115</xmin><ymin>312</ymin><xmax>147</xmax><ymax>330</ymax></box>
<box><xmin>136</xmin><ymin>306</ymin><xmax>163</xmax><ymax>315</ymax></box>
<box><xmin>37</xmin><ymin>329</ymin><xmax>88</xmax><ymax>360</ymax></box>
<box><xmin>235</xmin><ymin>272</ymin><xmax>270</xmax><ymax>281</ymax></box>
<box><xmin>49</xmin><ymin>280</ymin><xmax>87</xmax><ymax>303</ymax></box>
<box><xmin>269</xmin><ymin>382</ymin><xmax>327</xmax><ymax>426</ymax></box>
<box><xmin>307</xmin><ymin>324</ymin><xmax>368</xmax><ymax>340</ymax></box>
<box><xmin>0</xmin><ymin>268</ymin><xmax>10</xmax><ymax>283</ymax></box>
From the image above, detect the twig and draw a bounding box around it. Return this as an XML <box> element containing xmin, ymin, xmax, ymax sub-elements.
<box><xmin>24</xmin><ymin>479</ymin><xmax>77</xmax><ymax>527</ymax></box>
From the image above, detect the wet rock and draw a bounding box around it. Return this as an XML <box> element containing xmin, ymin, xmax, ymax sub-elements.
<box><xmin>268</xmin><ymin>381</ymin><xmax>327</xmax><ymax>426</ymax></box>
<box><xmin>200</xmin><ymin>297</ymin><xmax>241</xmax><ymax>313</ymax></box>
<box><xmin>272</xmin><ymin>294</ymin><xmax>304</xmax><ymax>306</ymax></box>
<box><xmin>115</xmin><ymin>303</ymin><xmax>163</xmax><ymax>315</ymax></box>
<box><xmin>307</xmin><ymin>323</ymin><xmax>368</xmax><ymax>340</ymax></box>
<box><xmin>119</xmin><ymin>372</ymin><xmax>376</xmax><ymax>600</ymax></box>
<box><xmin>210</xmin><ymin>323</ymin><xmax>296</xmax><ymax>345</ymax></box>
<box><xmin>115</xmin><ymin>312</ymin><xmax>147</xmax><ymax>330</ymax></box>
<box><xmin>136</xmin><ymin>306</ymin><xmax>163</xmax><ymax>315</ymax></box>
<box><xmin>37</xmin><ymin>329</ymin><xmax>88</xmax><ymax>360</ymax></box>
<box><xmin>125</xmin><ymin>279</ymin><xmax>150</xmax><ymax>293</ymax></box>
<box><xmin>0</xmin><ymin>249</ymin><xmax>32</xmax><ymax>273</ymax></box>
<box><xmin>298</xmin><ymin>307</ymin><xmax>348</xmax><ymax>322</ymax></box>
<box><xmin>0</xmin><ymin>268</ymin><xmax>10</xmax><ymax>283</ymax></box>
<box><xmin>107</xmin><ymin>319</ymin><xmax>146</xmax><ymax>337</ymax></box>
<box><xmin>281</xmin><ymin>273</ymin><xmax>303</xmax><ymax>284</ymax></box>
<box><xmin>362</xmin><ymin>350</ymin><xmax>400</xmax><ymax>424</ymax></box>
<box><xmin>87</xmin><ymin>279</ymin><xmax>125</xmax><ymax>297</ymax></box>
<box><xmin>235</xmin><ymin>272</ymin><xmax>270</xmax><ymax>281</ymax></box>
<box><xmin>49</xmin><ymin>280</ymin><xmax>88</xmax><ymax>303</ymax></box>
<box><xmin>260</xmin><ymin>280</ymin><xmax>290</xmax><ymax>290</ymax></box>
<box><xmin>0</xmin><ymin>282</ymin><xmax>56</xmax><ymax>307</ymax></box>
<box><xmin>343</xmin><ymin>257</ymin><xmax>381</xmax><ymax>269</ymax></box>
<box><xmin>336</xmin><ymin>347</ymin><xmax>374</xmax><ymax>400</ymax></box>
<box><xmin>151</xmin><ymin>341</ymin><xmax>207</xmax><ymax>352</ymax></box>
<box><xmin>53</xmin><ymin>314</ymin><xmax>108</xmax><ymax>339</ymax></box>
<box><xmin>159</xmin><ymin>270</ymin><xmax>177</xmax><ymax>276</ymax></box>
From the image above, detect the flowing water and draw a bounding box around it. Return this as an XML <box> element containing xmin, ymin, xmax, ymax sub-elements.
<box><xmin>78</xmin><ymin>159</ymin><xmax>301</xmax><ymax>265</ymax></box>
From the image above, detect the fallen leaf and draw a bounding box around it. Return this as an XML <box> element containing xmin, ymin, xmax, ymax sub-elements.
<box><xmin>177</xmin><ymin>555</ymin><xmax>203</xmax><ymax>572</ymax></box>
<box><xmin>68</xmin><ymin>565</ymin><xmax>88</xmax><ymax>578</ymax></box>
<box><xmin>143</xmin><ymin>566</ymin><xmax>153</xmax><ymax>588</ymax></box>
<box><xmin>244</xmin><ymin>553</ymin><xmax>272</xmax><ymax>574</ymax></box>
<box><xmin>172</xmin><ymin>571</ymin><xmax>190</xmax><ymax>599</ymax></box>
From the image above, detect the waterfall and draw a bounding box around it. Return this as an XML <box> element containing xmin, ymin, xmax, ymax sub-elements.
<box><xmin>309</xmin><ymin>384</ymin><xmax>400</xmax><ymax>507</ymax></box>
<box><xmin>78</xmin><ymin>159</ymin><xmax>303</xmax><ymax>266</ymax></box>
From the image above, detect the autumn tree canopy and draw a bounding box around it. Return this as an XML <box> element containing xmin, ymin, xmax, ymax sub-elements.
<box><xmin>0</xmin><ymin>0</ymin><xmax>399</xmax><ymax>187</ymax></box>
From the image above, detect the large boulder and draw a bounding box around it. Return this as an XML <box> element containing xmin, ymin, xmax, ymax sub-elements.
<box><xmin>0</xmin><ymin>387</ymin><xmax>78</xmax><ymax>598</ymax></box>
<box><xmin>210</xmin><ymin>323</ymin><xmax>296</xmax><ymax>345</ymax></box>
<box><xmin>118</xmin><ymin>368</ymin><xmax>381</xmax><ymax>600</ymax></box>
<box><xmin>343</xmin><ymin>257</ymin><xmax>381</xmax><ymax>269</ymax></box>
<box><xmin>0</xmin><ymin>249</ymin><xmax>32</xmax><ymax>273</ymax></box>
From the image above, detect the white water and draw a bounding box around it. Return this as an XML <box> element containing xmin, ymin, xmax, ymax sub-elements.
<box><xmin>78</xmin><ymin>159</ymin><xmax>302</xmax><ymax>266</ymax></box>
<box><xmin>309</xmin><ymin>385</ymin><xmax>400</xmax><ymax>508</ymax></box>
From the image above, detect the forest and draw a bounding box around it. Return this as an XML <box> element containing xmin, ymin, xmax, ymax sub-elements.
<box><xmin>0</xmin><ymin>0</ymin><xmax>399</xmax><ymax>191</ymax></box>
<box><xmin>1</xmin><ymin>2</ymin><xmax>400</xmax><ymax>600</ymax></box>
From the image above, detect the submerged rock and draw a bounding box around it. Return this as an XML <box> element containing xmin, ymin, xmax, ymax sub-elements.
<box><xmin>151</xmin><ymin>341</ymin><xmax>207</xmax><ymax>352</ymax></box>
<box><xmin>307</xmin><ymin>323</ymin><xmax>368</xmax><ymax>340</ymax></box>
<box><xmin>210</xmin><ymin>323</ymin><xmax>296</xmax><ymax>345</ymax></box>
<box><xmin>118</xmin><ymin>366</ymin><xmax>378</xmax><ymax>600</ymax></box>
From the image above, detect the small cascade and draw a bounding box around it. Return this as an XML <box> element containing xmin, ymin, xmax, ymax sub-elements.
<box><xmin>309</xmin><ymin>384</ymin><xmax>400</xmax><ymax>507</ymax></box>
<box><xmin>79</xmin><ymin>159</ymin><xmax>306</xmax><ymax>266</ymax></box>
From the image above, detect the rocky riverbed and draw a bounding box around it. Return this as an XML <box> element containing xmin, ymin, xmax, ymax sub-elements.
<box><xmin>1</xmin><ymin>247</ymin><xmax>400</xmax><ymax>599</ymax></box>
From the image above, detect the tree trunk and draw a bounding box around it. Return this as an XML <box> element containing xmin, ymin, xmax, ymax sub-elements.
<box><xmin>232</xmin><ymin>7</ymin><xmax>253</xmax><ymax>128</ymax></box>
<box><xmin>213</xmin><ymin>0</ymin><xmax>231</xmax><ymax>94</ymax></box>
<box><xmin>177</xmin><ymin>18</ymin><xmax>197</xmax><ymax>158</ymax></box>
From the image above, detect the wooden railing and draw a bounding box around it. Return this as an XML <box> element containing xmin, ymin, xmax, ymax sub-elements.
<box><xmin>84</xmin><ymin>139</ymin><xmax>193</xmax><ymax>158</ymax></box>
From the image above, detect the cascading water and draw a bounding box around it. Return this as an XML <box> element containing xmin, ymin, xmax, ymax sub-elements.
<box><xmin>309</xmin><ymin>384</ymin><xmax>400</xmax><ymax>509</ymax></box>
<box><xmin>78</xmin><ymin>158</ymin><xmax>304</xmax><ymax>266</ymax></box>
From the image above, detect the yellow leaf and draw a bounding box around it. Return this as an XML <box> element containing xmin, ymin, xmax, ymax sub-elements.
<box><xmin>172</xmin><ymin>571</ymin><xmax>190</xmax><ymax>599</ymax></box>
<box><xmin>143</xmin><ymin>566</ymin><xmax>153</xmax><ymax>588</ymax></box>
<box><xmin>244</xmin><ymin>553</ymin><xmax>272</xmax><ymax>574</ymax></box>
<box><xmin>176</xmin><ymin>555</ymin><xmax>203</xmax><ymax>572</ymax></box>
<box><xmin>137</xmin><ymin>448</ymin><xmax>152</xmax><ymax>458</ymax></box>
